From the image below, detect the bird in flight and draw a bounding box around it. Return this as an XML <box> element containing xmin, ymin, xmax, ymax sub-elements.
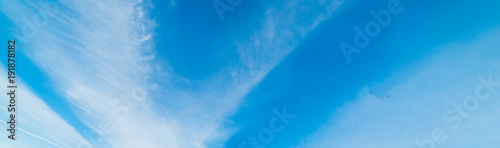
<box><xmin>370</xmin><ymin>91</ymin><xmax>391</xmax><ymax>100</ymax></box>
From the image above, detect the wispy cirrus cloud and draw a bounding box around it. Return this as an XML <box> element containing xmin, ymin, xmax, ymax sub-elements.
<box><xmin>293</xmin><ymin>28</ymin><xmax>500</xmax><ymax>148</ymax></box>
<box><xmin>1</xmin><ymin>0</ymin><xmax>347</xmax><ymax>147</ymax></box>
<box><xmin>0</xmin><ymin>65</ymin><xmax>89</xmax><ymax>148</ymax></box>
<box><xmin>153</xmin><ymin>0</ymin><xmax>347</xmax><ymax>146</ymax></box>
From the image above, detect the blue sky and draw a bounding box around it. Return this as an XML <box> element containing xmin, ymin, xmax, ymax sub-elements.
<box><xmin>1</xmin><ymin>0</ymin><xmax>500</xmax><ymax>147</ymax></box>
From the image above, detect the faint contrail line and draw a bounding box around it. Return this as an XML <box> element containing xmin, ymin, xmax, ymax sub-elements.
<box><xmin>0</xmin><ymin>119</ymin><xmax>63</xmax><ymax>148</ymax></box>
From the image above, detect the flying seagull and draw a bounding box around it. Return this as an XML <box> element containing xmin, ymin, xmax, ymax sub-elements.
<box><xmin>370</xmin><ymin>91</ymin><xmax>391</xmax><ymax>100</ymax></box>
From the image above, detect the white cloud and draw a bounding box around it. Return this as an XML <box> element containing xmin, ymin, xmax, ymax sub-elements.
<box><xmin>0</xmin><ymin>66</ymin><xmax>89</xmax><ymax>148</ymax></box>
<box><xmin>293</xmin><ymin>28</ymin><xmax>500</xmax><ymax>148</ymax></box>
<box><xmin>1</xmin><ymin>0</ymin><xmax>346</xmax><ymax>147</ymax></box>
